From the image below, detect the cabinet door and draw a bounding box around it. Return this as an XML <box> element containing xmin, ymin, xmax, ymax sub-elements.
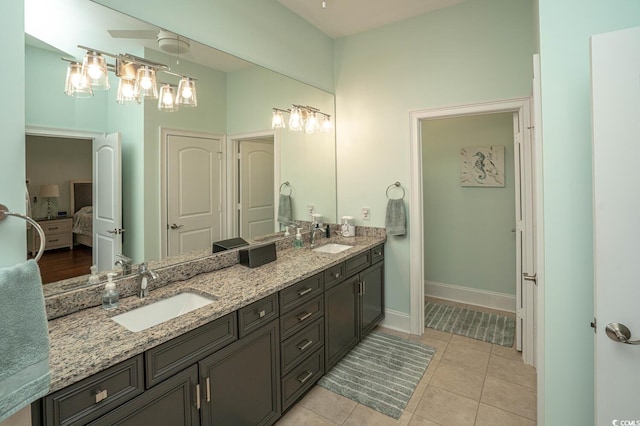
<box><xmin>87</xmin><ymin>365</ymin><xmax>199</xmax><ymax>426</ymax></box>
<box><xmin>199</xmin><ymin>320</ymin><xmax>280</xmax><ymax>426</ymax></box>
<box><xmin>324</xmin><ymin>275</ymin><xmax>359</xmax><ymax>371</ymax></box>
<box><xmin>360</xmin><ymin>261</ymin><xmax>385</xmax><ymax>337</ymax></box>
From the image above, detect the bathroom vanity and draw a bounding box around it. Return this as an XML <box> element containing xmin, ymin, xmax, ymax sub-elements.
<box><xmin>30</xmin><ymin>234</ymin><xmax>385</xmax><ymax>426</ymax></box>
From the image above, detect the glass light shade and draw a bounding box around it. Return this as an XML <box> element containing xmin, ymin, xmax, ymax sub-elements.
<box><xmin>116</xmin><ymin>78</ymin><xmax>140</xmax><ymax>104</ymax></box>
<box><xmin>158</xmin><ymin>84</ymin><xmax>178</xmax><ymax>112</ymax></box>
<box><xmin>177</xmin><ymin>77</ymin><xmax>197</xmax><ymax>107</ymax></box>
<box><xmin>321</xmin><ymin>115</ymin><xmax>332</xmax><ymax>132</ymax></box>
<box><xmin>81</xmin><ymin>51</ymin><xmax>110</xmax><ymax>90</ymax></box>
<box><xmin>289</xmin><ymin>107</ymin><xmax>303</xmax><ymax>131</ymax></box>
<box><xmin>134</xmin><ymin>66</ymin><xmax>158</xmax><ymax>99</ymax></box>
<box><xmin>64</xmin><ymin>62</ymin><xmax>93</xmax><ymax>98</ymax></box>
<box><xmin>305</xmin><ymin>112</ymin><xmax>319</xmax><ymax>134</ymax></box>
<box><xmin>271</xmin><ymin>110</ymin><xmax>285</xmax><ymax>129</ymax></box>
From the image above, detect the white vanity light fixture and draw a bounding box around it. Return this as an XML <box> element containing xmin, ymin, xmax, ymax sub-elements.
<box><xmin>81</xmin><ymin>50</ymin><xmax>110</xmax><ymax>90</ymax></box>
<box><xmin>320</xmin><ymin>113</ymin><xmax>332</xmax><ymax>132</ymax></box>
<box><xmin>176</xmin><ymin>76</ymin><xmax>198</xmax><ymax>107</ymax></box>
<box><xmin>271</xmin><ymin>108</ymin><xmax>287</xmax><ymax>129</ymax></box>
<box><xmin>272</xmin><ymin>104</ymin><xmax>332</xmax><ymax>134</ymax></box>
<box><xmin>64</xmin><ymin>62</ymin><xmax>93</xmax><ymax>98</ymax></box>
<box><xmin>158</xmin><ymin>84</ymin><xmax>178</xmax><ymax>111</ymax></box>
<box><xmin>116</xmin><ymin>77</ymin><xmax>140</xmax><ymax>104</ymax></box>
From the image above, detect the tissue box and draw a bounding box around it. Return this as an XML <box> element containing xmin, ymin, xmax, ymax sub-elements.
<box><xmin>239</xmin><ymin>243</ymin><xmax>277</xmax><ymax>268</ymax></box>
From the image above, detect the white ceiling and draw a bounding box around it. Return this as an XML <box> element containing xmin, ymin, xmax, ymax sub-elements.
<box><xmin>278</xmin><ymin>0</ymin><xmax>471</xmax><ymax>39</ymax></box>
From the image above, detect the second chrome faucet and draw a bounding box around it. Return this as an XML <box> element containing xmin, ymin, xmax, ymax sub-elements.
<box><xmin>137</xmin><ymin>262</ymin><xmax>159</xmax><ymax>298</ymax></box>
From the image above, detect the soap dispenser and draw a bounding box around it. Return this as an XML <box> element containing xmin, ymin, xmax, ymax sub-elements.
<box><xmin>294</xmin><ymin>228</ymin><xmax>303</xmax><ymax>248</ymax></box>
<box><xmin>102</xmin><ymin>272</ymin><xmax>119</xmax><ymax>310</ymax></box>
<box><xmin>88</xmin><ymin>265</ymin><xmax>100</xmax><ymax>285</ymax></box>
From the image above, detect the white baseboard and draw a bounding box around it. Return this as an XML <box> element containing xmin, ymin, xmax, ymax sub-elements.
<box><xmin>380</xmin><ymin>308</ymin><xmax>412</xmax><ymax>333</ymax></box>
<box><xmin>425</xmin><ymin>280</ymin><xmax>516</xmax><ymax>313</ymax></box>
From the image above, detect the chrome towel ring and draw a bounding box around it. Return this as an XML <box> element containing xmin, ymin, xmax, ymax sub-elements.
<box><xmin>0</xmin><ymin>203</ymin><xmax>46</xmax><ymax>262</ymax></box>
<box><xmin>386</xmin><ymin>182</ymin><xmax>405</xmax><ymax>200</ymax></box>
<box><xmin>280</xmin><ymin>181</ymin><xmax>293</xmax><ymax>196</ymax></box>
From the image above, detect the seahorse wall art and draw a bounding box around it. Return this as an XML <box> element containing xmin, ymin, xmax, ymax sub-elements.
<box><xmin>459</xmin><ymin>145</ymin><xmax>505</xmax><ymax>187</ymax></box>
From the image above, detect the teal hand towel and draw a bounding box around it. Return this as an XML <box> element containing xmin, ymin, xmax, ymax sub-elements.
<box><xmin>277</xmin><ymin>194</ymin><xmax>293</xmax><ymax>225</ymax></box>
<box><xmin>0</xmin><ymin>260</ymin><xmax>50</xmax><ymax>422</ymax></box>
<box><xmin>385</xmin><ymin>199</ymin><xmax>406</xmax><ymax>236</ymax></box>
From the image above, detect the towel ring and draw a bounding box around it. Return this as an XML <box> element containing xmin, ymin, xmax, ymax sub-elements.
<box><xmin>0</xmin><ymin>203</ymin><xmax>46</xmax><ymax>262</ymax></box>
<box><xmin>386</xmin><ymin>182</ymin><xmax>405</xmax><ymax>200</ymax></box>
<box><xmin>279</xmin><ymin>181</ymin><xmax>293</xmax><ymax>196</ymax></box>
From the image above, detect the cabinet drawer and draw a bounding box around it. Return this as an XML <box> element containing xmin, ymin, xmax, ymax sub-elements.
<box><xmin>280</xmin><ymin>296</ymin><xmax>323</xmax><ymax>340</ymax></box>
<box><xmin>40</xmin><ymin>234</ymin><xmax>72</xmax><ymax>249</ymax></box>
<box><xmin>281</xmin><ymin>318</ymin><xmax>324</xmax><ymax>375</ymax></box>
<box><xmin>41</xmin><ymin>219</ymin><xmax>72</xmax><ymax>235</ymax></box>
<box><xmin>145</xmin><ymin>312</ymin><xmax>237</xmax><ymax>388</ymax></box>
<box><xmin>323</xmin><ymin>262</ymin><xmax>346</xmax><ymax>290</ymax></box>
<box><xmin>44</xmin><ymin>355</ymin><xmax>144</xmax><ymax>426</ymax></box>
<box><xmin>371</xmin><ymin>244</ymin><xmax>385</xmax><ymax>264</ymax></box>
<box><xmin>280</xmin><ymin>273</ymin><xmax>323</xmax><ymax>313</ymax></box>
<box><xmin>345</xmin><ymin>250</ymin><xmax>371</xmax><ymax>276</ymax></box>
<box><xmin>238</xmin><ymin>293</ymin><xmax>279</xmax><ymax>338</ymax></box>
<box><xmin>282</xmin><ymin>348</ymin><xmax>324</xmax><ymax>411</ymax></box>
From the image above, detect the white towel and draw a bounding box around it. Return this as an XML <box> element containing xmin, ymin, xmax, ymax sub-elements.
<box><xmin>385</xmin><ymin>199</ymin><xmax>406</xmax><ymax>236</ymax></box>
<box><xmin>277</xmin><ymin>194</ymin><xmax>293</xmax><ymax>225</ymax></box>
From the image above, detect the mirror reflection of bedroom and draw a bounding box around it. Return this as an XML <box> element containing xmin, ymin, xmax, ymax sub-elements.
<box><xmin>26</xmin><ymin>134</ymin><xmax>93</xmax><ymax>284</ymax></box>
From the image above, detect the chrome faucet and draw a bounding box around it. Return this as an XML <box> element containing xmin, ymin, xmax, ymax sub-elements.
<box><xmin>114</xmin><ymin>254</ymin><xmax>132</xmax><ymax>276</ymax></box>
<box><xmin>137</xmin><ymin>262</ymin><xmax>159</xmax><ymax>298</ymax></box>
<box><xmin>310</xmin><ymin>226</ymin><xmax>325</xmax><ymax>246</ymax></box>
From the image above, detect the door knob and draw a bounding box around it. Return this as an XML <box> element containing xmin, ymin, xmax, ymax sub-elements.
<box><xmin>605</xmin><ymin>322</ymin><xmax>640</xmax><ymax>345</ymax></box>
<box><xmin>170</xmin><ymin>224</ymin><xmax>184</xmax><ymax>229</ymax></box>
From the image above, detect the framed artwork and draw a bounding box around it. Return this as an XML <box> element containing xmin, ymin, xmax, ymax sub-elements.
<box><xmin>460</xmin><ymin>145</ymin><xmax>505</xmax><ymax>187</ymax></box>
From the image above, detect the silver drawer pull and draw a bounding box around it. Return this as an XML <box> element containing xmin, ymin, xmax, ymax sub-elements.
<box><xmin>95</xmin><ymin>389</ymin><xmax>108</xmax><ymax>404</ymax></box>
<box><xmin>297</xmin><ymin>287</ymin><xmax>312</xmax><ymax>296</ymax></box>
<box><xmin>258</xmin><ymin>309</ymin><xmax>266</xmax><ymax>318</ymax></box>
<box><xmin>297</xmin><ymin>371</ymin><xmax>314</xmax><ymax>384</ymax></box>
<box><xmin>206</xmin><ymin>377</ymin><xmax>211</xmax><ymax>402</ymax></box>
<box><xmin>49</xmin><ymin>227</ymin><xmax>58</xmax><ymax>230</ymax></box>
<box><xmin>49</xmin><ymin>238</ymin><xmax>59</xmax><ymax>242</ymax></box>
<box><xmin>374</xmin><ymin>251</ymin><xmax>382</xmax><ymax>256</ymax></box>
<box><xmin>333</xmin><ymin>272</ymin><xmax>341</xmax><ymax>279</ymax></box>
<box><xmin>297</xmin><ymin>339</ymin><xmax>313</xmax><ymax>351</ymax></box>
<box><xmin>297</xmin><ymin>312</ymin><xmax>312</xmax><ymax>322</ymax></box>
<box><xmin>196</xmin><ymin>384</ymin><xmax>201</xmax><ymax>410</ymax></box>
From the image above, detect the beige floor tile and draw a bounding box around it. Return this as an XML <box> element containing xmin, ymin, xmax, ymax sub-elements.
<box><xmin>405</xmin><ymin>379</ymin><xmax>429</xmax><ymax>413</ymax></box>
<box><xmin>449</xmin><ymin>334</ymin><xmax>492</xmax><ymax>353</ymax></box>
<box><xmin>299</xmin><ymin>386</ymin><xmax>357</xmax><ymax>424</ymax></box>
<box><xmin>420</xmin><ymin>327</ymin><xmax>453</xmax><ymax>343</ymax></box>
<box><xmin>481</xmin><ymin>377</ymin><xmax>536</xmax><ymax>421</ymax></box>
<box><xmin>430</xmin><ymin>361</ymin><xmax>486</xmax><ymax>400</ymax></box>
<box><xmin>441</xmin><ymin>343</ymin><xmax>490</xmax><ymax>374</ymax></box>
<box><xmin>408</xmin><ymin>414</ymin><xmax>443</xmax><ymax>425</ymax></box>
<box><xmin>486</xmin><ymin>354</ymin><xmax>536</xmax><ymax>389</ymax></box>
<box><xmin>475</xmin><ymin>403</ymin><xmax>536</xmax><ymax>426</ymax></box>
<box><xmin>276</xmin><ymin>404</ymin><xmax>338</xmax><ymax>425</ymax></box>
<box><xmin>414</xmin><ymin>386</ymin><xmax>478</xmax><ymax>426</ymax></box>
<box><xmin>409</xmin><ymin>335</ymin><xmax>448</xmax><ymax>361</ymax></box>
<box><xmin>417</xmin><ymin>358</ymin><xmax>440</xmax><ymax>387</ymax></box>
<box><xmin>376</xmin><ymin>325</ymin><xmax>411</xmax><ymax>340</ymax></box>
<box><xmin>343</xmin><ymin>404</ymin><xmax>412</xmax><ymax>426</ymax></box>
<box><xmin>490</xmin><ymin>343</ymin><xmax>521</xmax><ymax>360</ymax></box>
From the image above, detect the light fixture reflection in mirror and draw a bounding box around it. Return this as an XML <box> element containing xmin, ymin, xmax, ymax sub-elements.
<box><xmin>64</xmin><ymin>62</ymin><xmax>93</xmax><ymax>98</ymax></box>
<box><xmin>177</xmin><ymin>77</ymin><xmax>197</xmax><ymax>107</ymax></box>
<box><xmin>116</xmin><ymin>78</ymin><xmax>140</xmax><ymax>104</ymax></box>
<box><xmin>135</xmin><ymin>66</ymin><xmax>158</xmax><ymax>99</ymax></box>
<box><xmin>271</xmin><ymin>109</ymin><xmax>286</xmax><ymax>129</ymax></box>
<box><xmin>81</xmin><ymin>51</ymin><xmax>109</xmax><ymax>90</ymax></box>
<box><xmin>158</xmin><ymin>84</ymin><xmax>178</xmax><ymax>111</ymax></box>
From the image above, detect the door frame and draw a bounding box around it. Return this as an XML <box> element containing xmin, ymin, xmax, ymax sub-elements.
<box><xmin>160</xmin><ymin>128</ymin><xmax>226</xmax><ymax>258</ymax></box>
<box><xmin>409</xmin><ymin>97</ymin><xmax>542</xmax><ymax>364</ymax></box>
<box><xmin>227</xmin><ymin>130</ymin><xmax>280</xmax><ymax>238</ymax></box>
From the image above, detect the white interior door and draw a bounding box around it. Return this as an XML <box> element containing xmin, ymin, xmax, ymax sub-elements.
<box><xmin>592</xmin><ymin>26</ymin><xmax>640</xmax><ymax>424</ymax></box>
<box><xmin>238</xmin><ymin>139</ymin><xmax>275</xmax><ymax>239</ymax></box>
<box><xmin>93</xmin><ymin>132</ymin><xmax>122</xmax><ymax>272</ymax></box>
<box><xmin>167</xmin><ymin>134</ymin><xmax>222</xmax><ymax>256</ymax></box>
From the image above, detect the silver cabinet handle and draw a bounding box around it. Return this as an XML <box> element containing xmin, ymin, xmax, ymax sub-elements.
<box><xmin>297</xmin><ymin>371</ymin><xmax>313</xmax><ymax>384</ymax></box>
<box><xmin>196</xmin><ymin>384</ymin><xmax>201</xmax><ymax>410</ymax></box>
<box><xmin>606</xmin><ymin>322</ymin><xmax>640</xmax><ymax>345</ymax></box>
<box><xmin>206</xmin><ymin>377</ymin><xmax>211</xmax><ymax>402</ymax></box>
<box><xmin>333</xmin><ymin>272</ymin><xmax>341</xmax><ymax>279</ymax></box>
<box><xmin>258</xmin><ymin>309</ymin><xmax>266</xmax><ymax>318</ymax></box>
<box><xmin>297</xmin><ymin>312</ymin><xmax>312</xmax><ymax>322</ymax></box>
<box><xmin>297</xmin><ymin>339</ymin><xmax>313</xmax><ymax>351</ymax></box>
<box><xmin>170</xmin><ymin>223</ymin><xmax>184</xmax><ymax>229</ymax></box>
<box><xmin>95</xmin><ymin>389</ymin><xmax>108</xmax><ymax>404</ymax></box>
<box><xmin>297</xmin><ymin>287</ymin><xmax>312</xmax><ymax>296</ymax></box>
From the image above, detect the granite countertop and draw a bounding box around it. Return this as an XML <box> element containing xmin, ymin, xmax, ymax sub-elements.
<box><xmin>46</xmin><ymin>235</ymin><xmax>385</xmax><ymax>393</ymax></box>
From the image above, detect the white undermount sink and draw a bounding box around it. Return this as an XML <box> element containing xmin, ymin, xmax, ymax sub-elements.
<box><xmin>112</xmin><ymin>292</ymin><xmax>217</xmax><ymax>332</ymax></box>
<box><xmin>312</xmin><ymin>243</ymin><xmax>353</xmax><ymax>254</ymax></box>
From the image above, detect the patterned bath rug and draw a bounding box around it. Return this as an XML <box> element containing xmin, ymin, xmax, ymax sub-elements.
<box><xmin>424</xmin><ymin>301</ymin><xmax>515</xmax><ymax>347</ymax></box>
<box><xmin>318</xmin><ymin>331</ymin><xmax>436</xmax><ymax>419</ymax></box>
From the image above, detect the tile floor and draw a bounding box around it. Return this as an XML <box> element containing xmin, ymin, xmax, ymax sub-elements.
<box><xmin>276</xmin><ymin>298</ymin><xmax>536</xmax><ymax>426</ymax></box>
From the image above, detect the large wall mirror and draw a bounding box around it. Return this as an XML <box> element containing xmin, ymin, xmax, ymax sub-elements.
<box><xmin>25</xmin><ymin>0</ymin><xmax>337</xmax><ymax>296</ymax></box>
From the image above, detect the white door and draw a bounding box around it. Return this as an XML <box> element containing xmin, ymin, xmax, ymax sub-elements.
<box><xmin>238</xmin><ymin>139</ymin><xmax>275</xmax><ymax>239</ymax></box>
<box><xmin>93</xmin><ymin>133</ymin><xmax>122</xmax><ymax>272</ymax></box>
<box><xmin>592</xmin><ymin>26</ymin><xmax>640</xmax><ymax>424</ymax></box>
<box><xmin>167</xmin><ymin>134</ymin><xmax>222</xmax><ymax>256</ymax></box>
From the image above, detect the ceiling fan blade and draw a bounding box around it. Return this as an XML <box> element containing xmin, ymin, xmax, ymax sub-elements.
<box><xmin>108</xmin><ymin>29</ymin><xmax>158</xmax><ymax>39</ymax></box>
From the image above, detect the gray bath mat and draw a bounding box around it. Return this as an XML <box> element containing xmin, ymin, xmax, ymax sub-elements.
<box><xmin>318</xmin><ymin>331</ymin><xmax>435</xmax><ymax>419</ymax></box>
<box><xmin>424</xmin><ymin>301</ymin><xmax>515</xmax><ymax>347</ymax></box>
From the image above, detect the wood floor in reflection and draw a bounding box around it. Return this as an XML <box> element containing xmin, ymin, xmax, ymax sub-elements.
<box><xmin>30</xmin><ymin>245</ymin><xmax>93</xmax><ymax>284</ymax></box>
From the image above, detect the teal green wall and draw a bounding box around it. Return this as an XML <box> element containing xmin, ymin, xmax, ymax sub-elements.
<box><xmin>227</xmin><ymin>66</ymin><xmax>337</xmax><ymax>223</ymax></box>
<box><xmin>0</xmin><ymin>0</ymin><xmax>25</xmax><ymax>268</ymax></box>
<box><xmin>334</xmin><ymin>0</ymin><xmax>534</xmax><ymax>314</ymax></box>
<box><xmin>422</xmin><ymin>114</ymin><xmax>515</xmax><ymax>296</ymax></box>
<box><xmin>538</xmin><ymin>1</ymin><xmax>640</xmax><ymax>423</ymax></box>
<box><xmin>93</xmin><ymin>0</ymin><xmax>334</xmax><ymax>92</ymax></box>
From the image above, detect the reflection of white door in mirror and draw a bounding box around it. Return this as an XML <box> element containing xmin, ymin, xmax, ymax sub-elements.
<box><xmin>239</xmin><ymin>138</ymin><xmax>275</xmax><ymax>239</ymax></box>
<box><xmin>166</xmin><ymin>132</ymin><xmax>223</xmax><ymax>257</ymax></box>
<box><xmin>93</xmin><ymin>133</ymin><xmax>123</xmax><ymax>272</ymax></box>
